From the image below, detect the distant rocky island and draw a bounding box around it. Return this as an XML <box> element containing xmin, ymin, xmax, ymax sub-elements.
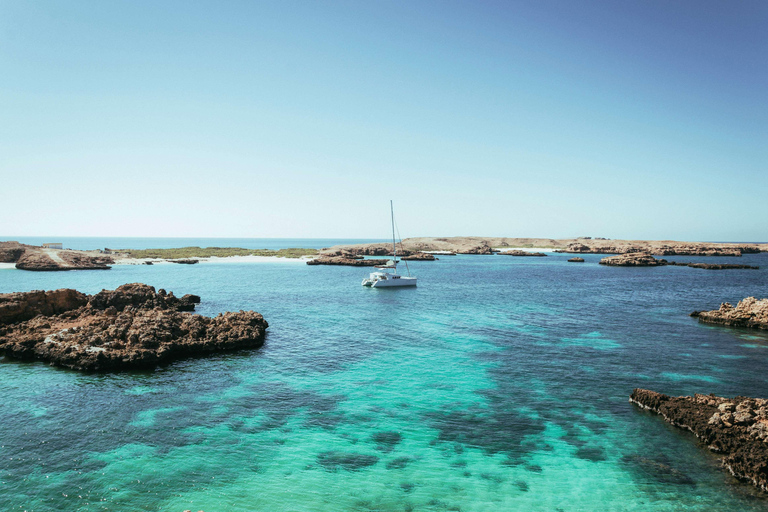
<box><xmin>320</xmin><ymin>237</ymin><xmax>766</xmax><ymax>258</ymax></box>
<box><xmin>630</xmin><ymin>388</ymin><xmax>768</xmax><ymax>493</ymax></box>
<box><xmin>0</xmin><ymin>283</ymin><xmax>268</xmax><ymax>371</ymax></box>
<box><xmin>2</xmin><ymin>238</ymin><xmax>764</xmax><ymax>271</ymax></box>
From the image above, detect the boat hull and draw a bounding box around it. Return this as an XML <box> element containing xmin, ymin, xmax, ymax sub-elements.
<box><xmin>370</xmin><ymin>277</ymin><xmax>417</xmax><ymax>287</ymax></box>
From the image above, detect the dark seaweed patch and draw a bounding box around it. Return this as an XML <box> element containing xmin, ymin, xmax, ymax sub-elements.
<box><xmin>317</xmin><ymin>451</ymin><xmax>378</xmax><ymax>472</ymax></box>
<box><xmin>426</xmin><ymin>407</ymin><xmax>545</xmax><ymax>461</ymax></box>
<box><xmin>400</xmin><ymin>482</ymin><xmax>415</xmax><ymax>493</ymax></box>
<box><xmin>525</xmin><ymin>464</ymin><xmax>543</xmax><ymax>473</ymax></box>
<box><xmin>514</xmin><ymin>480</ymin><xmax>529</xmax><ymax>492</ymax></box>
<box><xmin>371</xmin><ymin>431</ymin><xmax>402</xmax><ymax>452</ymax></box>
<box><xmin>621</xmin><ymin>454</ymin><xmax>696</xmax><ymax>486</ymax></box>
<box><xmin>386</xmin><ymin>456</ymin><xmax>413</xmax><ymax>470</ymax></box>
<box><xmin>575</xmin><ymin>446</ymin><xmax>607</xmax><ymax>462</ymax></box>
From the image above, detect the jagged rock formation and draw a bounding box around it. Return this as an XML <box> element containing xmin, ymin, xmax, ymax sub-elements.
<box><xmin>0</xmin><ymin>289</ymin><xmax>88</xmax><ymax>324</ymax></box>
<box><xmin>691</xmin><ymin>297</ymin><xmax>768</xmax><ymax>330</ymax></box>
<box><xmin>630</xmin><ymin>388</ymin><xmax>768</xmax><ymax>493</ymax></box>
<box><xmin>499</xmin><ymin>250</ymin><xmax>547</xmax><ymax>257</ymax></box>
<box><xmin>307</xmin><ymin>257</ymin><xmax>391</xmax><ymax>267</ymax></box>
<box><xmin>599</xmin><ymin>253</ymin><xmax>667</xmax><ymax>266</ymax></box>
<box><xmin>568</xmin><ymin>257</ymin><xmax>585</xmax><ymax>262</ymax></box>
<box><xmin>0</xmin><ymin>284</ymin><xmax>266</xmax><ymax>371</ymax></box>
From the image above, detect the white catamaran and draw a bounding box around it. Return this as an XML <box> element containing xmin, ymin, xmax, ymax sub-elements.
<box><xmin>361</xmin><ymin>201</ymin><xmax>417</xmax><ymax>288</ymax></box>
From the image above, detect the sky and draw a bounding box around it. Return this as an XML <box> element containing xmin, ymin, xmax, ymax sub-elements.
<box><xmin>1</xmin><ymin>1</ymin><xmax>766</xmax><ymax>241</ymax></box>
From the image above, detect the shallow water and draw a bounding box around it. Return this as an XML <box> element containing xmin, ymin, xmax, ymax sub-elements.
<box><xmin>1</xmin><ymin>247</ymin><xmax>768</xmax><ymax>511</ymax></box>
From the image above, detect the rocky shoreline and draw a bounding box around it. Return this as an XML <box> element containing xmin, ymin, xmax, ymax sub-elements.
<box><xmin>0</xmin><ymin>284</ymin><xmax>268</xmax><ymax>371</ymax></box>
<box><xmin>691</xmin><ymin>297</ymin><xmax>768</xmax><ymax>330</ymax></box>
<box><xmin>630</xmin><ymin>388</ymin><xmax>768</xmax><ymax>493</ymax></box>
<box><xmin>599</xmin><ymin>253</ymin><xmax>760</xmax><ymax>269</ymax></box>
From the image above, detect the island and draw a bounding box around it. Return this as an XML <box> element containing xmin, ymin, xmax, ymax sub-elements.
<box><xmin>320</xmin><ymin>237</ymin><xmax>766</xmax><ymax>257</ymax></box>
<box><xmin>630</xmin><ymin>388</ymin><xmax>768</xmax><ymax>493</ymax></box>
<box><xmin>0</xmin><ymin>283</ymin><xmax>268</xmax><ymax>371</ymax></box>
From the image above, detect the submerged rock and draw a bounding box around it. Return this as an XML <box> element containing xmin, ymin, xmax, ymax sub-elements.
<box><xmin>630</xmin><ymin>388</ymin><xmax>768</xmax><ymax>493</ymax></box>
<box><xmin>691</xmin><ymin>297</ymin><xmax>768</xmax><ymax>330</ymax></box>
<box><xmin>0</xmin><ymin>283</ymin><xmax>267</xmax><ymax>371</ymax></box>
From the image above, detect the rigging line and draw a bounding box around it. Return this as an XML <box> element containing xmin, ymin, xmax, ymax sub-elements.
<box><xmin>394</xmin><ymin>218</ymin><xmax>411</xmax><ymax>277</ymax></box>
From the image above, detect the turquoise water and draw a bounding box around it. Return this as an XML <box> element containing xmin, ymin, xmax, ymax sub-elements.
<box><xmin>2</xmin><ymin>245</ymin><xmax>768</xmax><ymax>511</ymax></box>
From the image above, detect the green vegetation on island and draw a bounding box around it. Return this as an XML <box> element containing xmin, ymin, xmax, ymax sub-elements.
<box><xmin>115</xmin><ymin>247</ymin><xmax>318</xmax><ymax>259</ymax></box>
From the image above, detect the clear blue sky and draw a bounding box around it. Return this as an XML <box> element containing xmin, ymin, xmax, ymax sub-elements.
<box><xmin>1</xmin><ymin>1</ymin><xmax>766</xmax><ymax>241</ymax></box>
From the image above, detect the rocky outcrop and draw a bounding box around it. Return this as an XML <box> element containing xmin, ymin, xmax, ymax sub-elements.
<box><xmin>458</xmin><ymin>243</ymin><xmax>495</xmax><ymax>255</ymax></box>
<box><xmin>0</xmin><ymin>284</ymin><xmax>267</xmax><ymax>371</ymax></box>
<box><xmin>400</xmin><ymin>253</ymin><xmax>436</xmax><ymax>261</ymax></box>
<box><xmin>0</xmin><ymin>242</ymin><xmax>26</xmax><ymax>263</ymax></box>
<box><xmin>568</xmin><ymin>257</ymin><xmax>585</xmax><ymax>262</ymax></box>
<box><xmin>599</xmin><ymin>253</ymin><xmax>667</xmax><ymax>267</ymax></box>
<box><xmin>630</xmin><ymin>388</ymin><xmax>768</xmax><ymax>493</ymax></box>
<box><xmin>691</xmin><ymin>297</ymin><xmax>768</xmax><ymax>330</ymax></box>
<box><xmin>307</xmin><ymin>257</ymin><xmax>391</xmax><ymax>267</ymax></box>
<box><xmin>0</xmin><ymin>289</ymin><xmax>88</xmax><ymax>325</ymax></box>
<box><xmin>667</xmin><ymin>262</ymin><xmax>759</xmax><ymax>270</ymax></box>
<box><xmin>499</xmin><ymin>251</ymin><xmax>547</xmax><ymax>257</ymax></box>
<box><xmin>170</xmin><ymin>259</ymin><xmax>199</xmax><ymax>264</ymax></box>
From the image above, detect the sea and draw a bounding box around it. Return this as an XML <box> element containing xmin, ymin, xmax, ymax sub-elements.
<box><xmin>1</xmin><ymin>237</ymin><xmax>768</xmax><ymax>511</ymax></box>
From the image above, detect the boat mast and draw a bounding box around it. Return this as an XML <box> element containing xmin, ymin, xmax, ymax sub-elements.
<box><xmin>390</xmin><ymin>200</ymin><xmax>397</xmax><ymax>264</ymax></box>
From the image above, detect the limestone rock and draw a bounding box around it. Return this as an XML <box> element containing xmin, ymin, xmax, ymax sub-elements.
<box><xmin>599</xmin><ymin>253</ymin><xmax>667</xmax><ymax>267</ymax></box>
<box><xmin>690</xmin><ymin>297</ymin><xmax>768</xmax><ymax>330</ymax></box>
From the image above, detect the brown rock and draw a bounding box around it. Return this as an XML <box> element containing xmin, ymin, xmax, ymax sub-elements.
<box><xmin>630</xmin><ymin>388</ymin><xmax>768</xmax><ymax>492</ymax></box>
<box><xmin>599</xmin><ymin>253</ymin><xmax>667</xmax><ymax>267</ymax></box>
<box><xmin>0</xmin><ymin>289</ymin><xmax>88</xmax><ymax>325</ymax></box>
<box><xmin>400</xmin><ymin>253</ymin><xmax>436</xmax><ymax>261</ymax></box>
<box><xmin>690</xmin><ymin>297</ymin><xmax>768</xmax><ymax>330</ymax></box>
<box><xmin>568</xmin><ymin>257</ymin><xmax>585</xmax><ymax>262</ymax></box>
<box><xmin>0</xmin><ymin>284</ymin><xmax>268</xmax><ymax>371</ymax></box>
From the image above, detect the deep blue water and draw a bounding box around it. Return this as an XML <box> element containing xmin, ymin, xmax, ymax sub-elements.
<box><xmin>1</xmin><ymin>241</ymin><xmax>768</xmax><ymax>511</ymax></box>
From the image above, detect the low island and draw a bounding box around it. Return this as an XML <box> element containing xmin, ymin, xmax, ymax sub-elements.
<box><xmin>0</xmin><ymin>283</ymin><xmax>268</xmax><ymax>371</ymax></box>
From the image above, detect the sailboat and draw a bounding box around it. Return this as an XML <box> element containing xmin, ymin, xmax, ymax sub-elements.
<box><xmin>361</xmin><ymin>201</ymin><xmax>417</xmax><ymax>288</ymax></box>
